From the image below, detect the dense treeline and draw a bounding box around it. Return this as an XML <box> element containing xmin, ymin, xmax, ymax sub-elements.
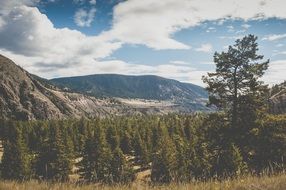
<box><xmin>0</xmin><ymin>113</ymin><xmax>286</xmax><ymax>183</ymax></box>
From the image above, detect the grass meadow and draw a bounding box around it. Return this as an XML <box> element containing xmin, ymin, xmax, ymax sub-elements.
<box><xmin>1</xmin><ymin>173</ymin><xmax>286</xmax><ymax>190</ymax></box>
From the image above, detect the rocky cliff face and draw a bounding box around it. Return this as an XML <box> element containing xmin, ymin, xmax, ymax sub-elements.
<box><xmin>0</xmin><ymin>55</ymin><xmax>132</xmax><ymax>120</ymax></box>
<box><xmin>0</xmin><ymin>54</ymin><xmax>61</xmax><ymax>120</ymax></box>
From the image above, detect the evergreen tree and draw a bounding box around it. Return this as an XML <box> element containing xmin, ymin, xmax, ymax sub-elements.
<box><xmin>203</xmin><ymin>34</ymin><xmax>269</xmax><ymax>128</ymax></box>
<box><xmin>120</xmin><ymin>130</ymin><xmax>132</xmax><ymax>154</ymax></box>
<box><xmin>1</xmin><ymin>122</ymin><xmax>31</xmax><ymax>180</ymax></box>
<box><xmin>151</xmin><ymin>136</ymin><xmax>177</xmax><ymax>183</ymax></box>
<box><xmin>254</xmin><ymin>115</ymin><xmax>286</xmax><ymax>172</ymax></box>
<box><xmin>111</xmin><ymin>147</ymin><xmax>135</xmax><ymax>183</ymax></box>
<box><xmin>34</xmin><ymin>122</ymin><xmax>72</xmax><ymax>181</ymax></box>
<box><xmin>202</xmin><ymin>35</ymin><xmax>270</xmax><ymax>174</ymax></box>
<box><xmin>133</xmin><ymin>131</ymin><xmax>149</xmax><ymax>167</ymax></box>
<box><xmin>214</xmin><ymin>143</ymin><xmax>247</xmax><ymax>178</ymax></box>
<box><xmin>188</xmin><ymin>141</ymin><xmax>212</xmax><ymax>180</ymax></box>
<box><xmin>1</xmin><ymin>113</ymin><xmax>285</xmax><ymax>183</ymax></box>
<box><xmin>77</xmin><ymin>137</ymin><xmax>96</xmax><ymax>182</ymax></box>
<box><xmin>106</xmin><ymin>125</ymin><xmax>119</xmax><ymax>151</ymax></box>
<box><xmin>78</xmin><ymin>125</ymin><xmax>112</xmax><ymax>183</ymax></box>
<box><xmin>173</xmin><ymin>135</ymin><xmax>189</xmax><ymax>181</ymax></box>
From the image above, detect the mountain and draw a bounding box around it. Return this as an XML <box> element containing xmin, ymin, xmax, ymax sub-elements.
<box><xmin>0</xmin><ymin>54</ymin><xmax>134</xmax><ymax>120</ymax></box>
<box><xmin>51</xmin><ymin>74</ymin><xmax>208</xmax><ymax>103</ymax></box>
<box><xmin>269</xmin><ymin>81</ymin><xmax>286</xmax><ymax>114</ymax></box>
<box><xmin>0</xmin><ymin>54</ymin><xmax>211</xmax><ymax>120</ymax></box>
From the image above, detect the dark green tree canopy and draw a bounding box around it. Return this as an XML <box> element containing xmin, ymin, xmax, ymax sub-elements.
<box><xmin>203</xmin><ymin>35</ymin><xmax>269</xmax><ymax>125</ymax></box>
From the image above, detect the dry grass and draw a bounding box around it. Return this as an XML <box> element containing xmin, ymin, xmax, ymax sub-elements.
<box><xmin>1</xmin><ymin>174</ymin><xmax>286</xmax><ymax>190</ymax></box>
<box><xmin>0</xmin><ymin>140</ymin><xmax>3</xmax><ymax>160</ymax></box>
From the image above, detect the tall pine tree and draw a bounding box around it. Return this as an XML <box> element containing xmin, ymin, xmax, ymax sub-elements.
<box><xmin>1</xmin><ymin>121</ymin><xmax>31</xmax><ymax>180</ymax></box>
<box><xmin>78</xmin><ymin>125</ymin><xmax>112</xmax><ymax>183</ymax></box>
<box><xmin>34</xmin><ymin>121</ymin><xmax>72</xmax><ymax>181</ymax></box>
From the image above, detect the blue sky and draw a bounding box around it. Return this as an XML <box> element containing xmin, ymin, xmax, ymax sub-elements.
<box><xmin>0</xmin><ymin>0</ymin><xmax>285</xmax><ymax>86</ymax></box>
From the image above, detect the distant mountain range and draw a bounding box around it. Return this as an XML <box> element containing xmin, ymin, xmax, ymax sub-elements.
<box><xmin>0</xmin><ymin>54</ymin><xmax>211</xmax><ymax>120</ymax></box>
<box><xmin>50</xmin><ymin>74</ymin><xmax>208</xmax><ymax>101</ymax></box>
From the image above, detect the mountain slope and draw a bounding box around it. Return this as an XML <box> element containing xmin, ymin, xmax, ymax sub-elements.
<box><xmin>0</xmin><ymin>54</ymin><xmax>66</xmax><ymax>120</ymax></box>
<box><xmin>51</xmin><ymin>74</ymin><xmax>208</xmax><ymax>102</ymax></box>
<box><xmin>269</xmin><ymin>82</ymin><xmax>286</xmax><ymax>114</ymax></box>
<box><xmin>0</xmin><ymin>55</ymin><xmax>134</xmax><ymax>120</ymax></box>
<box><xmin>0</xmin><ymin>54</ymin><xmax>211</xmax><ymax>120</ymax></box>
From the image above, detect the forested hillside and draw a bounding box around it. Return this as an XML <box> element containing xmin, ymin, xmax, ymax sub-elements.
<box><xmin>0</xmin><ymin>113</ymin><xmax>285</xmax><ymax>183</ymax></box>
<box><xmin>51</xmin><ymin>74</ymin><xmax>208</xmax><ymax>101</ymax></box>
<box><xmin>50</xmin><ymin>74</ymin><xmax>210</xmax><ymax>113</ymax></box>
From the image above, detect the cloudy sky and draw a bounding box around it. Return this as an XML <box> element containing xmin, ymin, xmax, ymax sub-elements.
<box><xmin>0</xmin><ymin>0</ymin><xmax>285</xmax><ymax>86</ymax></box>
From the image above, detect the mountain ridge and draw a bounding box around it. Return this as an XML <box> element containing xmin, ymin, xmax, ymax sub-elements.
<box><xmin>0</xmin><ymin>55</ymin><xmax>135</xmax><ymax>120</ymax></box>
<box><xmin>50</xmin><ymin>73</ymin><xmax>208</xmax><ymax>102</ymax></box>
<box><xmin>0</xmin><ymin>54</ymin><xmax>212</xmax><ymax>120</ymax></box>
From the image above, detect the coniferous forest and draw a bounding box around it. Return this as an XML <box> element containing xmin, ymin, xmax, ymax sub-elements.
<box><xmin>0</xmin><ymin>113</ymin><xmax>286</xmax><ymax>184</ymax></box>
<box><xmin>0</xmin><ymin>35</ymin><xmax>286</xmax><ymax>187</ymax></box>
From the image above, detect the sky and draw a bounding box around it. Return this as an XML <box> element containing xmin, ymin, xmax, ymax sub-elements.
<box><xmin>0</xmin><ymin>0</ymin><xmax>285</xmax><ymax>86</ymax></box>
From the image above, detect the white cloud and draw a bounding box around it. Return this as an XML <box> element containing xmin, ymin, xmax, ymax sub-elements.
<box><xmin>103</xmin><ymin>0</ymin><xmax>286</xmax><ymax>50</ymax></box>
<box><xmin>216</xmin><ymin>19</ymin><xmax>226</xmax><ymax>25</ymax></box>
<box><xmin>195</xmin><ymin>43</ymin><xmax>213</xmax><ymax>53</ymax></box>
<box><xmin>262</xmin><ymin>34</ymin><xmax>286</xmax><ymax>41</ymax></box>
<box><xmin>219</xmin><ymin>35</ymin><xmax>245</xmax><ymax>40</ymax></box>
<box><xmin>0</xmin><ymin>0</ymin><xmax>39</xmax><ymax>9</ymax></box>
<box><xmin>74</xmin><ymin>8</ymin><xmax>96</xmax><ymax>27</ymax></box>
<box><xmin>235</xmin><ymin>30</ymin><xmax>246</xmax><ymax>34</ymax></box>
<box><xmin>1</xmin><ymin>48</ymin><xmax>209</xmax><ymax>85</ymax></box>
<box><xmin>2</xmin><ymin>0</ymin><xmax>286</xmax><ymax>53</ymax></box>
<box><xmin>201</xmin><ymin>61</ymin><xmax>214</xmax><ymax>65</ymax></box>
<box><xmin>263</xmin><ymin>60</ymin><xmax>286</xmax><ymax>85</ymax></box>
<box><xmin>170</xmin><ymin>60</ymin><xmax>189</xmax><ymax>65</ymax></box>
<box><xmin>241</xmin><ymin>24</ymin><xmax>251</xmax><ymax>29</ymax></box>
<box><xmin>227</xmin><ymin>25</ymin><xmax>235</xmax><ymax>32</ymax></box>
<box><xmin>206</xmin><ymin>27</ymin><xmax>216</xmax><ymax>33</ymax></box>
<box><xmin>0</xmin><ymin>5</ymin><xmax>122</xmax><ymax>70</ymax></box>
<box><xmin>222</xmin><ymin>45</ymin><xmax>229</xmax><ymax>50</ymax></box>
<box><xmin>1</xmin><ymin>0</ymin><xmax>286</xmax><ymax>85</ymax></box>
<box><xmin>73</xmin><ymin>0</ymin><xmax>85</xmax><ymax>5</ymax></box>
<box><xmin>0</xmin><ymin>17</ymin><xmax>6</xmax><ymax>28</ymax></box>
<box><xmin>273</xmin><ymin>51</ymin><xmax>286</xmax><ymax>56</ymax></box>
<box><xmin>276</xmin><ymin>43</ymin><xmax>284</xmax><ymax>47</ymax></box>
<box><xmin>89</xmin><ymin>0</ymin><xmax>96</xmax><ymax>5</ymax></box>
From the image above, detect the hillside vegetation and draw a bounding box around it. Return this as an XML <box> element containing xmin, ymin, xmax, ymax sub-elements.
<box><xmin>51</xmin><ymin>74</ymin><xmax>211</xmax><ymax>112</ymax></box>
<box><xmin>0</xmin><ymin>113</ymin><xmax>286</xmax><ymax>183</ymax></box>
<box><xmin>51</xmin><ymin>74</ymin><xmax>208</xmax><ymax>101</ymax></box>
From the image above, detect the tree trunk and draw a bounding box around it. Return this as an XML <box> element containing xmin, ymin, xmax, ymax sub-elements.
<box><xmin>232</xmin><ymin>66</ymin><xmax>238</xmax><ymax>128</ymax></box>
